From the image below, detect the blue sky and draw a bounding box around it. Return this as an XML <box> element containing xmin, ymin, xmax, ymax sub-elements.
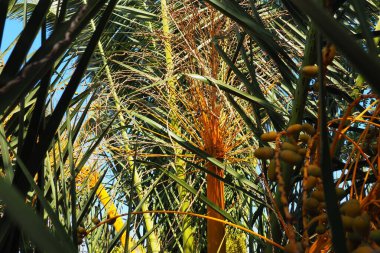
<box><xmin>1</xmin><ymin>17</ymin><xmax>88</xmax><ymax>102</ymax></box>
<box><xmin>1</xmin><ymin>19</ymin><xmax>19</xmax><ymax>51</ymax></box>
<box><xmin>1</xmin><ymin>18</ymin><xmax>41</xmax><ymax>61</ymax></box>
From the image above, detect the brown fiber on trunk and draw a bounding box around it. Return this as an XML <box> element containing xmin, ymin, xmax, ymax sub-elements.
<box><xmin>178</xmin><ymin>8</ymin><xmax>234</xmax><ymax>252</ymax></box>
<box><xmin>192</xmin><ymin>81</ymin><xmax>227</xmax><ymax>253</ymax></box>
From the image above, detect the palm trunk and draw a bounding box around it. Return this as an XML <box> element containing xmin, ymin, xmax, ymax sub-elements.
<box><xmin>81</xmin><ymin>4</ymin><xmax>161</xmax><ymax>250</ymax></box>
<box><xmin>161</xmin><ymin>0</ymin><xmax>195</xmax><ymax>252</ymax></box>
<box><xmin>206</xmin><ymin>163</ymin><xmax>225</xmax><ymax>253</ymax></box>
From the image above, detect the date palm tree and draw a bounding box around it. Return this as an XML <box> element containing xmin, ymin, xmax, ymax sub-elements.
<box><xmin>0</xmin><ymin>0</ymin><xmax>380</xmax><ymax>253</ymax></box>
